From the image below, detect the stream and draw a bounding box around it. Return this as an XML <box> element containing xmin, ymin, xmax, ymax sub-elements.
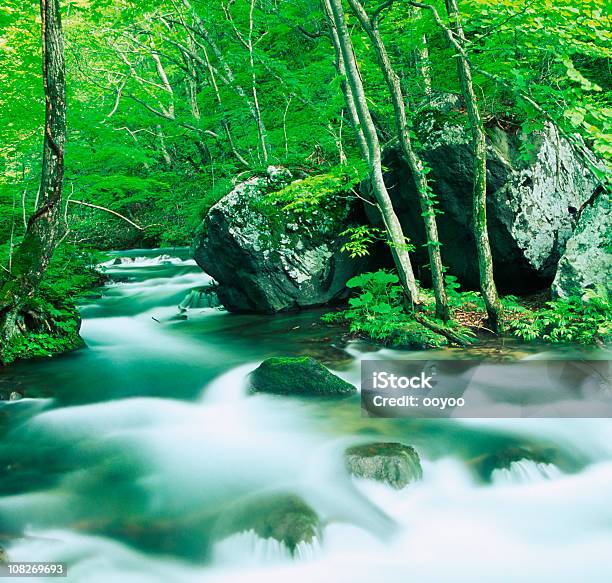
<box><xmin>1</xmin><ymin>249</ymin><xmax>611</xmax><ymax>582</ymax></box>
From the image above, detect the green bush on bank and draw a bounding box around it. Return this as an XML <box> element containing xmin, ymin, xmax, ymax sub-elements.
<box><xmin>324</xmin><ymin>271</ymin><xmax>611</xmax><ymax>348</ymax></box>
<box><xmin>1</xmin><ymin>245</ymin><xmax>104</xmax><ymax>365</ymax></box>
<box><xmin>506</xmin><ymin>289</ymin><xmax>611</xmax><ymax>345</ymax></box>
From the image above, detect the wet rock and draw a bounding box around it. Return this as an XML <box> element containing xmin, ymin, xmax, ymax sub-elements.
<box><xmin>344</xmin><ymin>442</ymin><xmax>423</xmax><ymax>489</ymax></box>
<box><xmin>248</xmin><ymin>356</ymin><xmax>356</xmax><ymax>397</ymax></box>
<box><xmin>192</xmin><ymin>167</ymin><xmax>364</xmax><ymax>313</ymax></box>
<box><xmin>9</xmin><ymin>392</ymin><xmax>22</xmax><ymax>401</ymax></box>
<box><xmin>471</xmin><ymin>446</ymin><xmax>560</xmax><ymax>482</ymax></box>
<box><xmin>214</xmin><ymin>493</ymin><xmax>321</xmax><ymax>553</ymax></box>
<box><xmin>374</xmin><ymin>95</ymin><xmax>603</xmax><ymax>292</ymax></box>
<box><xmin>552</xmin><ymin>193</ymin><xmax>611</xmax><ymax>299</ymax></box>
<box><xmin>0</xmin><ymin>546</ymin><xmax>7</xmax><ymax>564</ymax></box>
<box><xmin>178</xmin><ymin>284</ymin><xmax>221</xmax><ymax>311</ymax></box>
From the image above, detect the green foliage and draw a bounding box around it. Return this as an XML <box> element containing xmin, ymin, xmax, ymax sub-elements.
<box><xmin>1</xmin><ymin>245</ymin><xmax>104</xmax><ymax>365</ymax></box>
<box><xmin>444</xmin><ymin>275</ymin><xmax>483</xmax><ymax>308</ymax></box>
<box><xmin>506</xmin><ymin>289</ymin><xmax>611</xmax><ymax>344</ymax></box>
<box><xmin>340</xmin><ymin>225</ymin><xmax>384</xmax><ymax>258</ymax></box>
<box><xmin>323</xmin><ymin>271</ymin><xmax>448</xmax><ymax>348</ymax></box>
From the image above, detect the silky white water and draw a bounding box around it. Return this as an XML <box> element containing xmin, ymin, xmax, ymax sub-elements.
<box><xmin>1</xmin><ymin>249</ymin><xmax>610</xmax><ymax>582</ymax></box>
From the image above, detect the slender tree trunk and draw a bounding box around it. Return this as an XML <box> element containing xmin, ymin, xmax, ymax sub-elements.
<box><xmin>346</xmin><ymin>0</ymin><xmax>449</xmax><ymax>321</ymax></box>
<box><xmin>323</xmin><ymin>0</ymin><xmax>421</xmax><ymax>306</ymax></box>
<box><xmin>0</xmin><ymin>0</ymin><xmax>67</xmax><ymax>357</ymax></box>
<box><xmin>246</xmin><ymin>0</ymin><xmax>269</xmax><ymax>162</ymax></box>
<box><xmin>443</xmin><ymin>0</ymin><xmax>502</xmax><ymax>330</ymax></box>
<box><xmin>181</xmin><ymin>0</ymin><xmax>269</xmax><ymax>163</ymax></box>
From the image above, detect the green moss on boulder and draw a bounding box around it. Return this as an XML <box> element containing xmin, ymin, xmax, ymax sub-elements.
<box><xmin>344</xmin><ymin>442</ymin><xmax>423</xmax><ymax>489</ymax></box>
<box><xmin>249</xmin><ymin>356</ymin><xmax>356</xmax><ymax>397</ymax></box>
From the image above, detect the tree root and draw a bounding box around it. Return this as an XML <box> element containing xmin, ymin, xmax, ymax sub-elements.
<box><xmin>414</xmin><ymin>313</ymin><xmax>475</xmax><ymax>347</ymax></box>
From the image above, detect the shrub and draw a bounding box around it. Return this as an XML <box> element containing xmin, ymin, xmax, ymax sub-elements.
<box><xmin>506</xmin><ymin>289</ymin><xmax>611</xmax><ymax>344</ymax></box>
<box><xmin>322</xmin><ymin>271</ymin><xmax>449</xmax><ymax>348</ymax></box>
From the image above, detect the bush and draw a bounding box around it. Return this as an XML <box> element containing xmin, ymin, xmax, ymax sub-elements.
<box><xmin>506</xmin><ymin>289</ymin><xmax>611</xmax><ymax>344</ymax></box>
<box><xmin>323</xmin><ymin>271</ymin><xmax>450</xmax><ymax>348</ymax></box>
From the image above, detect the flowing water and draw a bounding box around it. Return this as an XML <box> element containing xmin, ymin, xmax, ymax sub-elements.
<box><xmin>1</xmin><ymin>249</ymin><xmax>611</xmax><ymax>582</ymax></box>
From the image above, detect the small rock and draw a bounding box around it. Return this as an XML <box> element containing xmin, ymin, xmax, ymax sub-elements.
<box><xmin>214</xmin><ymin>493</ymin><xmax>320</xmax><ymax>553</ymax></box>
<box><xmin>9</xmin><ymin>392</ymin><xmax>22</xmax><ymax>401</ymax></box>
<box><xmin>471</xmin><ymin>446</ymin><xmax>558</xmax><ymax>482</ymax></box>
<box><xmin>345</xmin><ymin>442</ymin><xmax>423</xmax><ymax>489</ymax></box>
<box><xmin>248</xmin><ymin>356</ymin><xmax>356</xmax><ymax>397</ymax></box>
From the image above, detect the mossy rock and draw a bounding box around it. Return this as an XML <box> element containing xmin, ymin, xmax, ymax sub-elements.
<box><xmin>344</xmin><ymin>442</ymin><xmax>423</xmax><ymax>489</ymax></box>
<box><xmin>471</xmin><ymin>446</ymin><xmax>560</xmax><ymax>482</ymax></box>
<box><xmin>214</xmin><ymin>493</ymin><xmax>320</xmax><ymax>554</ymax></box>
<box><xmin>249</xmin><ymin>356</ymin><xmax>356</xmax><ymax>397</ymax></box>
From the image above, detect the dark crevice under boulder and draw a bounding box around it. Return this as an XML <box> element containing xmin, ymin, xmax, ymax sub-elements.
<box><xmin>192</xmin><ymin>167</ymin><xmax>366</xmax><ymax>313</ymax></box>
<box><xmin>249</xmin><ymin>356</ymin><xmax>356</xmax><ymax>397</ymax></box>
<box><xmin>370</xmin><ymin>95</ymin><xmax>603</xmax><ymax>293</ymax></box>
<box><xmin>344</xmin><ymin>442</ymin><xmax>423</xmax><ymax>489</ymax></box>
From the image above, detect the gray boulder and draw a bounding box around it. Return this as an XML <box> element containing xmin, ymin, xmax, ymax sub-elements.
<box><xmin>344</xmin><ymin>442</ymin><xmax>423</xmax><ymax>489</ymax></box>
<box><xmin>552</xmin><ymin>193</ymin><xmax>611</xmax><ymax>299</ymax></box>
<box><xmin>192</xmin><ymin>167</ymin><xmax>363</xmax><ymax>313</ymax></box>
<box><xmin>375</xmin><ymin>96</ymin><xmax>603</xmax><ymax>292</ymax></box>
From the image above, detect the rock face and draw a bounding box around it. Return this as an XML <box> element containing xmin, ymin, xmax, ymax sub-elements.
<box><xmin>344</xmin><ymin>442</ymin><xmax>423</xmax><ymax>489</ymax></box>
<box><xmin>213</xmin><ymin>493</ymin><xmax>321</xmax><ymax>554</ymax></box>
<box><xmin>192</xmin><ymin>167</ymin><xmax>363</xmax><ymax>313</ymax></box>
<box><xmin>552</xmin><ymin>193</ymin><xmax>611</xmax><ymax>299</ymax></box>
<box><xmin>375</xmin><ymin>96</ymin><xmax>602</xmax><ymax>291</ymax></box>
<box><xmin>249</xmin><ymin>356</ymin><xmax>356</xmax><ymax>397</ymax></box>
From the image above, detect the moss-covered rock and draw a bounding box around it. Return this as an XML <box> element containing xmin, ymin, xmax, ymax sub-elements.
<box><xmin>471</xmin><ymin>446</ymin><xmax>560</xmax><ymax>483</ymax></box>
<box><xmin>248</xmin><ymin>356</ymin><xmax>356</xmax><ymax>397</ymax></box>
<box><xmin>213</xmin><ymin>493</ymin><xmax>320</xmax><ymax>554</ymax></box>
<box><xmin>344</xmin><ymin>442</ymin><xmax>423</xmax><ymax>489</ymax></box>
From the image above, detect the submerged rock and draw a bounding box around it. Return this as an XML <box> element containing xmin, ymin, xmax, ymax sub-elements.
<box><xmin>213</xmin><ymin>493</ymin><xmax>321</xmax><ymax>553</ymax></box>
<box><xmin>471</xmin><ymin>446</ymin><xmax>560</xmax><ymax>483</ymax></box>
<box><xmin>344</xmin><ymin>442</ymin><xmax>423</xmax><ymax>489</ymax></box>
<box><xmin>552</xmin><ymin>193</ymin><xmax>611</xmax><ymax>299</ymax></box>
<box><xmin>374</xmin><ymin>95</ymin><xmax>603</xmax><ymax>292</ymax></box>
<box><xmin>192</xmin><ymin>167</ymin><xmax>364</xmax><ymax>313</ymax></box>
<box><xmin>178</xmin><ymin>284</ymin><xmax>221</xmax><ymax>311</ymax></box>
<box><xmin>249</xmin><ymin>356</ymin><xmax>356</xmax><ymax>397</ymax></box>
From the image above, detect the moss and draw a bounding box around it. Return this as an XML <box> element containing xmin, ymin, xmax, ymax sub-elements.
<box><xmin>249</xmin><ymin>356</ymin><xmax>356</xmax><ymax>397</ymax></box>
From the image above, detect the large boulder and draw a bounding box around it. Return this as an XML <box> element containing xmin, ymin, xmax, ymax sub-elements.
<box><xmin>552</xmin><ymin>193</ymin><xmax>611</xmax><ymax>299</ymax></box>
<box><xmin>249</xmin><ymin>356</ymin><xmax>357</xmax><ymax>397</ymax></box>
<box><xmin>373</xmin><ymin>95</ymin><xmax>603</xmax><ymax>292</ymax></box>
<box><xmin>192</xmin><ymin>167</ymin><xmax>363</xmax><ymax>313</ymax></box>
<box><xmin>344</xmin><ymin>442</ymin><xmax>423</xmax><ymax>489</ymax></box>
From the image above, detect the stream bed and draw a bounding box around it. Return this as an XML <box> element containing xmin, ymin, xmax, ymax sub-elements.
<box><xmin>1</xmin><ymin>249</ymin><xmax>611</xmax><ymax>582</ymax></box>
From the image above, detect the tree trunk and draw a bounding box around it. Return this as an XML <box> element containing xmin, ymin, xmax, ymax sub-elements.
<box><xmin>0</xmin><ymin>0</ymin><xmax>67</xmax><ymax>356</ymax></box>
<box><xmin>322</xmin><ymin>0</ymin><xmax>421</xmax><ymax>306</ymax></box>
<box><xmin>443</xmin><ymin>0</ymin><xmax>502</xmax><ymax>330</ymax></box>
<box><xmin>346</xmin><ymin>0</ymin><xmax>449</xmax><ymax>321</ymax></box>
